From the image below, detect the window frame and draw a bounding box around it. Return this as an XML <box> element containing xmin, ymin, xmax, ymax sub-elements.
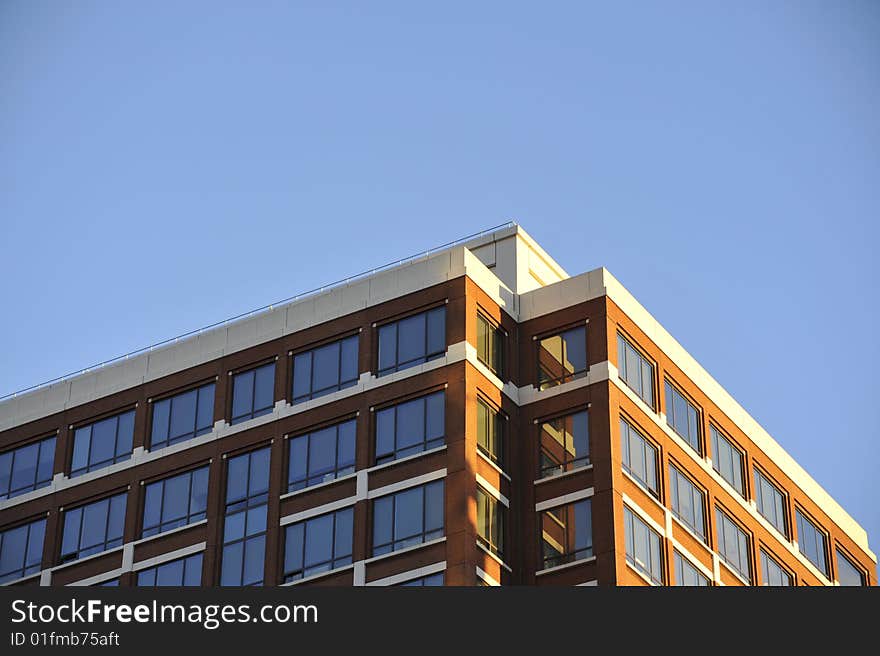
<box><xmin>760</xmin><ymin>547</ymin><xmax>793</xmax><ymax>586</ymax></box>
<box><xmin>663</xmin><ymin>379</ymin><xmax>703</xmax><ymax>455</ymax></box>
<box><xmin>476</xmin><ymin>486</ymin><xmax>506</xmax><ymax>560</ymax></box>
<box><xmin>535</xmin><ymin>323</ymin><xmax>588</xmax><ymax>390</ymax></box>
<box><xmin>538</xmin><ymin>409</ymin><xmax>590</xmax><ymax>479</ymax></box>
<box><xmin>668</xmin><ymin>462</ymin><xmax>707</xmax><ymax>542</ymax></box>
<box><xmin>0</xmin><ymin>517</ymin><xmax>46</xmax><ymax>583</ymax></box>
<box><xmin>283</xmin><ymin>507</ymin><xmax>354</xmax><ymax>582</ymax></box>
<box><xmin>538</xmin><ymin>498</ymin><xmax>593</xmax><ymax>570</ymax></box>
<box><xmin>619</xmin><ymin>416</ymin><xmax>660</xmax><ymax>498</ymax></box>
<box><xmin>476</xmin><ymin>311</ymin><xmax>505</xmax><ymax>379</ymax></box>
<box><xmin>60</xmin><ymin>492</ymin><xmax>127</xmax><ymax>563</ymax></box>
<box><xmin>673</xmin><ymin>550</ymin><xmax>710</xmax><ymax>586</ymax></box>
<box><xmin>623</xmin><ymin>505</ymin><xmax>664</xmax><ymax>585</ymax></box>
<box><xmin>141</xmin><ymin>465</ymin><xmax>210</xmax><ymax>538</ymax></box>
<box><xmin>795</xmin><ymin>506</ymin><xmax>829</xmax><ymax>578</ymax></box>
<box><xmin>229</xmin><ymin>361</ymin><xmax>276</xmax><ymax>425</ymax></box>
<box><xmin>714</xmin><ymin>505</ymin><xmax>752</xmax><ymax>583</ymax></box>
<box><xmin>835</xmin><ymin>546</ymin><xmax>867</xmax><ymax>587</ymax></box>
<box><xmin>476</xmin><ymin>397</ymin><xmax>505</xmax><ymax>469</ymax></box>
<box><xmin>373</xmin><ymin>390</ymin><xmax>445</xmax><ymax>465</ymax></box>
<box><xmin>291</xmin><ymin>333</ymin><xmax>360</xmax><ymax>404</ymax></box>
<box><xmin>616</xmin><ymin>331</ymin><xmax>656</xmax><ymax>409</ymax></box>
<box><xmin>148</xmin><ymin>381</ymin><xmax>216</xmax><ymax>451</ymax></box>
<box><xmin>0</xmin><ymin>434</ymin><xmax>56</xmax><ymax>501</ymax></box>
<box><xmin>137</xmin><ymin>552</ymin><xmax>203</xmax><ymax>586</ymax></box>
<box><xmin>69</xmin><ymin>409</ymin><xmax>136</xmax><ymax>477</ymax></box>
<box><xmin>709</xmin><ymin>424</ymin><xmax>746</xmax><ymax>498</ymax></box>
<box><xmin>753</xmin><ymin>466</ymin><xmax>789</xmax><ymax>538</ymax></box>
<box><xmin>287</xmin><ymin>417</ymin><xmax>357</xmax><ymax>493</ymax></box>
<box><xmin>371</xmin><ymin>480</ymin><xmax>445</xmax><ymax>557</ymax></box>
<box><xmin>376</xmin><ymin>305</ymin><xmax>447</xmax><ymax>377</ymax></box>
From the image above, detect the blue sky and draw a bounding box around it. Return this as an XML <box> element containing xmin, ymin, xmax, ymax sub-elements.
<box><xmin>2</xmin><ymin>2</ymin><xmax>878</xmax><ymax>562</ymax></box>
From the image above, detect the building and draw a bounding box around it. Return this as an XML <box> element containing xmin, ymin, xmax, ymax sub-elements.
<box><xmin>0</xmin><ymin>224</ymin><xmax>874</xmax><ymax>587</ymax></box>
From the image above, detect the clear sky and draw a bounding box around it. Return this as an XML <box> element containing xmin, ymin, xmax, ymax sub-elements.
<box><xmin>2</xmin><ymin>2</ymin><xmax>878</xmax><ymax>562</ymax></box>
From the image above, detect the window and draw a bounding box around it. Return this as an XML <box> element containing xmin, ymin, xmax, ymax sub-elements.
<box><xmin>377</xmin><ymin>306</ymin><xmax>446</xmax><ymax>376</ymax></box>
<box><xmin>669</xmin><ymin>465</ymin><xmax>706</xmax><ymax>541</ymax></box>
<box><xmin>664</xmin><ymin>381</ymin><xmax>701</xmax><ymax>454</ymax></box>
<box><xmin>292</xmin><ymin>335</ymin><xmax>359</xmax><ymax>403</ymax></box>
<box><xmin>617</xmin><ymin>334</ymin><xmax>654</xmax><ymax>407</ymax></box>
<box><xmin>61</xmin><ymin>493</ymin><xmax>127</xmax><ymax>562</ymax></box>
<box><xmin>398</xmin><ymin>572</ymin><xmax>444</xmax><ymax>586</ymax></box>
<box><xmin>539</xmin><ymin>411</ymin><xmax>589</xmax><ymax>478</ymax></box>
<box><xmin>715</xmin><ymin>507</ymin><xmax>751</xmax><ymax>582</ymax></box>
<box><xmin>795</xmin><ymin>509</ymin><xmax>828</xmax><ymax>577</ymax></box>
<box><xmin>150</xmin><ymin>383</ymin><xmax>215</xmax><ymax>450</ymax></box>
<box><xmin>674</xmin><ymin>550</ymin><xmax>709</xmax><ymax>586</ymax></box>
<box><xmin>476</xmin><ymin>313</ymin><xmax>504</xmax><ymax>378</ymax></box>
<box><xmin>620</xmin><ymin>418</ymin><xmax>659</xmax><ymax>497</ymax></box>
<box><xmin>230</xmin><ymin>363</ymin><xmax>275</xmax><ymax>425</ymax></box>
<box><xmin>0</xmin><ymin>518</ymin><xmax>45</xmax><ymax>583</ymax></box>
<box><xmin>710</xmin><ymin>426</ymin><xmax>745</xmax><ymax>497</ymax></box>
<box><xmin>0</xmin><ymin>436</ymin><xmax>55</xmax><ymax>500</ymax></box>
<box><xmin>97</xmin><ymin>579</ymin><xmax>119</xmax><ymax>587</ymax></box>
<box><xmin>537</xmin><ymin>326</ymin><xmax>587</xmax><ymax>390</ymax></box>
<box><xmin>284</xmin><ymin>507</ymin><xmax>353</xmax><ymax>582</ymax></box>
<box><xmin>221</xmin><ymin>447</ymin><xmax>270</xmax><ymax>586</ymax></box>
<box><xmin>372</xmin><ymin>480</ymin><xmax>444</xmax><ymax>556</ymax></box>
<box><xmin>753</xmin><ymin>469</ymin><xmax>787</xmax><ymax>537</ymax></box>
<box><xmin>476</xmin><ymin>488</ymin><xmax>505</xmax><ymax>559</ymax></box>
<box><xmin>539</xmin><ymin>499</ymin><xmax>592</xmax><ymax>570</ymax></box>
<box><xmin>760</xmin><ymin>549</ymin><xmax>792</xmax><ymax>586</ymax></box>
<box><xmin>137</xmin><ymin>553</ymin><xmax>203</xmax><ymax>586</ymax></box>
<box><xmin>70</xmin><ymin>410</ymin><xmax>135</xmax><ymax>477</ymax></box>
<box><xmin>288</xmin><ymin>419</ymin><xmax>356</xmax><ymax>492</ymax></box>
<box><xmin>836</xmin><ymin>549</ymin><xmax>866</xmax><ymax>586</ymax></box>
<box><xmin>142</xmin><ymin>466</ymin><xmax>209</xmax><ymax>538</ymax></box>
<box><xmin>476</xmin><ymin>399</ymin><xmax>504</xmax><ymax>467</ymax></box>
<box><xmin>375</xmin><ymin>391</ymin><xmax>444</xmax><ymax>465</ymax></box>
<box><xmin>624</xmin><ymin>506</ymin><xmax>663</xmax><ymax>584</ymax></box>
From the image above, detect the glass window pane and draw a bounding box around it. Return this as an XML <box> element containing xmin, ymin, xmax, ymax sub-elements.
<box><xmin>248</xmin><ymin>448</ymin><xmax>270</xmax><ymax>497</ymax></box>
<box><xmin>304</xmin><ymin>514</ymin><xmax>334</xmax><ymax>568</ymax></box>
<box><xmin>151</xmin><ymin>399</ymin><xmax>171</xmax><ymax>446</ymax></box>
<box><xmin>116</xmin><ymin>411</ymin><xmax>134</xmax><ymax>458</ymax></box>
<box><xmin>142</xmin><ymin>482</ymin><xmax>163</xmax><ymax>532</ymax></box>
<box><xmin>425</xmin><ymin>481</ymin><xmax>444</xmax><ymax>532</ymax></box>
<box><xmin>340</xmin><ymin>336</ymin><xmax>359</xmax><ymax>384</ymax></box>
<box><xmin>254</xmin><ymin>364</ymin><xmax>275</xmax><ymax>412</ymax></box>
<box><xmin>0</xmin><ymin>525</ymin><xmax>27</xmax><ymax>576</ymax></box>
<box><xmin>183</xmin><ymin>554</ymin><xmax>203</xmax><ymax>586</ymax></box>
<box><xmin>425</xmin><ymin>392</ymin><xmax>445</xmax><ymax>440</ymax></box>
<box><xmin>396</xmin><ymin>398</ymin><xmax>425</xmax><ymax>450</ymax></box>
<box><xmin>337</xmin><ymin>420</ymin><xmax>356</xmax><ymax>469</ymax></box>
<box><xmin>394</xmin><ymin>487</ymin><xmax>423</xmax><ymax>541</ymax></box>
<box><xmin>89</xmin><ymin>417</ymin><xmax>117</xmax><ymax>467</ymax></box>
<box><xmin>426</xmin><ymin>307</ymin><xmax>445</xmax><ymax>355</ymax></box>
<box><xmin>312</xmin><ymin>342</ymin><xmax>340</xmax><ymax>393</ymax></box>
<box><xmin>243</xmin><ymin>536</ymin><xmax>265</xmax><ymax>585</ymax></box>
<box><xmin>292</xmin><ymin>353</ymin><xmax>312</xmax><ymax>401</ymax></box>
<box><xmin>196</xmin><ymin>384</ymin><xmax>215</xmax><ymax>432</ymax></box>
<box><xmin>231</xmin><ymin>370</ymin><xmax>254</xmax><ymax>420</ymax></box>
<box><xmin>169</xmin><ymin>390</ymin><xmax>197</xmax><ymax>439</ymax></box>
<box><xmin>220</xmin><ymin>542</ymin><xmax>243</xmax><ymax>586</ymax></box>
<box><xmin>288</xmin><ymin>436</ymin><xmax>308</xmax><ymax>487</ymax></box>
<box><xmin>308</xmin><ymin>427</ymin><xmax>337</xmax><ymax>480</ymax></box>
<box><xmin>81</xmin><ymin>499</ymin><xmax>109</xmax><ymax>549</ymax></box>
<box><xmin>61</xmin><ymin>509</ymin><xmax>82</xmax><ymax>559</ymax></box>
<box><xmin>377</xmin><ymin>324</ymin><xmax>397</xmax><ymax>373</ymax></box>
<box><xmin>335</xmin><ymin>508</ymin><xmax>354</xmax><ymax>558</ymax></box>
<box><xmin>397</xmin><ymin>313</ymin><xmax>426</xmax><ymax>365</ymax></box>
<box><xmin>376</xmin><ymin>408</ymin><xmax>395</xmax><ymax>458</ymax></box>
<box><xmin>562</xmin><ymin>327</ymin><xmax>586</xmax><ymax>374</ymax></box>
<box><xmin>26</xmin><ymin>520</ymin><xmax>45</xmax><ymax>570</ymax></box>
<box><xmin>836</xmin><ymin>549</ymin><xmax>865</xmax><ymax>586</ymax></box>
<box><xmin>191</xmin><ymin>467</ymin><xmax>209</xmax><ymax>516</ymax></box>
<box><xmin>108</xmin><ymin>495</ymin><xmax>126</xmax><ymax>543</ymax></box>
<box><xmin>285</xmin><ymin>523</ymin><xmax>304</xmax><ymax>574</ymax></box>
<box><xmin>162</xmin><ymin>473</ymin><xmax>189</xmax><ymax>522</ymax></box>
<box><xmin>226</xmin><ymin>454</ymin><xmax>248</xmax><ymax>503</ymax></box>
<box><xmin>10</xmin><ymin>444</ymin><xmax>38</xmax><ymax>494</ymax></box>
<box><xmin>156</xmin><ymin>559</ymin><xmax>184</xmax><ymax>586</ymax></box>
<box><xmin>372</xmin><ymin>497</ymin><xmax>393</xmax><ymax>548</ymax></box>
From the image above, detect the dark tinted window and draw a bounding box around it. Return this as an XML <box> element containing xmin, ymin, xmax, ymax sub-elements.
<box><xmin>537</xmin><ymin>326</ymin><xmax>587</xmax><ymax>390</ymax></box>
<box><xmin>292</xmin><ymin>335</ymin><xmax>359</xmax><ymax>403</ymax></box>
<box><xmin>377</xmin><ymin>307</ymin><xmax>446</xmax><ymax>376</ymax></box>
<box><xmin>476</xmin><ymin>488</ymin><xmax>505</xmax><ymax>559</ymax></box>
<box><xmin>617</xmin><ymin>334</ymin><xmax>655</xmax><ymax>408</ymax></box>
<box><xmin>70</xmin><ymin>410</ymin><xmax>135</xmax><ymax>477</ymax></box>
<box><xmin>476</xmin><ymin>399</ymin><xmax>504</xmax><ymax>467</ymax></box>
<box><xmin>664</xmin><ymin>382</ymin><xmax>701</xmax><ymax>454</ymax></box>
<box><xmin>476</xmin><ymin>313</ymin><xmax>504</xmax><ymax>378</ymax></box>
<box><xmin>221</xmin><ymin>447</ymin><xmax>270</xmax><ymax>586</ymax></box>
<box><xmin>375</xmin><ymin>391</ymin><xmax>444</xmax><ymax>465</ymax></box>
<box><xmin>137</xmin><ymin>553</ymin><xmax>203</xmax><ymax>586</ymax></box>
<box><xmin>284</xmin><ymin>507</ymin><xmax>353</xmax><ymax>582</ymax></box>
<box><xmin>539</xmin><ymin>411</ymin><xmax>589</xmax><ymax>478</ymax></box>
<box><xmin>372</xmin><ymin>480</ymin><xmax>444</xmax><ymax>556</ymax></box>
<box><xmin>0</xmin><ymin>518</ymin><xmax>45</xmax><ymax>583</ymax></box>
<box><xmin>0</xmin><ymin>436</ymin><xmax>55</xmax><ymax>500</ymax></box>
<box><xmin>620</xmin><ymin>418</ymin><xmax>659</xmax><ymax>497</ymax></box>
<box><xmin>288</xmin><ymin>419</ymin><xmax>356</xmax><ymax>492</ymax></box>
<box><xmin>669</xmin><ymin>465</ymin><xmax>706</xmax><ymax>541</ymax></box>
<box><xmin>231</xmin><ymin>363</ymin><xmax>275</xmax><ymax>425</ymax></box>
<box><xmin>624</xmin><ymin>506</ymin><xmax>663</xmax><ymax>584</ymax></box>
<box><xmin>710</xmin><ymin>426</ymin><xmax>745</xmax><ymax>497</ymax></box>
<box><xmin>398</xmin><ymin>572</ymin><xmax>444</xmax><ymax>586</ymax></box>
<box><xmin>795</xmin><ymin>509</ymin><xmax>828</xmax><ymax>577</ymax></box>
<box><xmin>142</xmin><ymin>466</ymin><xmax>209</xmax><ymax>538</ymax></box>
<box><xmin>61</xmin><ymin>493</ymin><xmax>127</xmax><ymax>562</ymax></box>
<box><xmin>539</xmin><ymin>499</ymin><xmax>592</xmax><ymax>570</ymax></box>
<box><xmin>150</xmin><ymin>383</ymin><xmax>215</xmax><ymax>450</ymax></box>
